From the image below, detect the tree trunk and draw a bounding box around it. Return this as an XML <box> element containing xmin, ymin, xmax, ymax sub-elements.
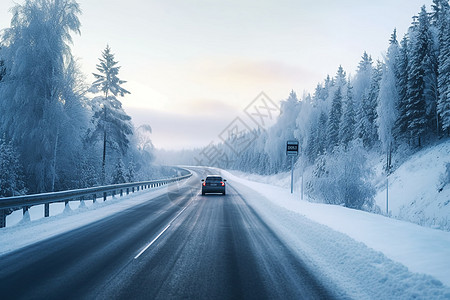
<box><xmin>51</xmin><ymin>127</ymin><xmax>59</xmax><ymax>192</ymax></box>
<box><xmin>385</xmin><ymin>141</ymin><xmax>393</xmax><ymax>173</ymax></box>
<box><xmin>101</xmin><ymin>106</ymin><xmax>107</xmax><ymax>185</ymax></box>
<box><xmin>101</xmin><ymin>91</ymin><xmax>108</xmax><ymax>185</ymax></box>
<box><xmin>436</xmin><ymin>109</ymin><xmax>440</xmax><ymax>137</ymax></box>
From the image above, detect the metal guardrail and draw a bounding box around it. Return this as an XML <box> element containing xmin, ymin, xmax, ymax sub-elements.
<box><xmin>0</xmin><ymin>170</ymin><xmax>192</xmax><ymax>228</ymax></box>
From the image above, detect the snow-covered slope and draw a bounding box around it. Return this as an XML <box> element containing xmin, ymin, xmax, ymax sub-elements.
<box><xmin>231</xmin><ymin>140</ymin><xmax>450</xmax><ymax>231</ymax></box>
<box><xmin>374</xmin><ymin>140</ymin><xmax>450</xmax><ymax>230</ymax></box>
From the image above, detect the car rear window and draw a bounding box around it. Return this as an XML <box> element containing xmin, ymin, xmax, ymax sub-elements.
<box><xmin>206</xmin><ymin>176</ymin><xmax>222</xmax><ymax>182</ymax></box>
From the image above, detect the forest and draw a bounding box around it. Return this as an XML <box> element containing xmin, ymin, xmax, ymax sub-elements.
<box><xmin>0</xmin><ymin>0</ymin><xmax>159</xmax><ymax>196</ymax></box>
<box><xmin>1</xmin><ymin>0</ymin><xmax>450</xmax><ymax>213</ymax></box>
<box><xmin>185</xmin><ymin>1</ymin><xmax>450</xmax><ymax>210</ymax></box>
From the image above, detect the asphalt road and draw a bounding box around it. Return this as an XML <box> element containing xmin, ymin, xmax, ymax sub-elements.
<box><xmin>0</xmin><ymin>168</ymin><xmax>336</xmax><ymax>299</ymax></box>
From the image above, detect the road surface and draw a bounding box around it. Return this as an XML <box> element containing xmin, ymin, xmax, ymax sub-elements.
<box><xmin>0</xmin><ymin>168</ymin><xmax>336</xmax><ymax>299</ymax></box>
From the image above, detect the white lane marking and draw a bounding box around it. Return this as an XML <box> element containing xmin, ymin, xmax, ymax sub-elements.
<box><xmin>134</xmin><ymin>200</ymin><xmax>192</xmax><ymax>259</ymax></box>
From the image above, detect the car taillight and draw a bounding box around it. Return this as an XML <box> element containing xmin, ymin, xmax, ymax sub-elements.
<box><xmin>221</xmin><ymin>181</ymin><xmax>225</xmax><ymax>186</ymax></box>
<box><xmin>203</xmin><ymin>182</ymin><xmax>206</xmax><ymax>186</ymax></box>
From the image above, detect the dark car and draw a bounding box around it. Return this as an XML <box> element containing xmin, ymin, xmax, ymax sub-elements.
<box><xmin>201</xmin><ymin>175</ymin><xmax>226</xmax><ymax>195</ymax></box>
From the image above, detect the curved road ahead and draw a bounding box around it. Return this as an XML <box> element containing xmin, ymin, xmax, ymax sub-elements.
<box><xmin>0</xmin><ymin>168</ymin><xmax>336</xmax><ymax>299</ymax></box>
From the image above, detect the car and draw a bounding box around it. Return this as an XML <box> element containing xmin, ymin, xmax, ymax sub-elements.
<box><xmin>201</xmin><ymin>175</ymin><xmax>226</xmax><ymax>195</ymax></box>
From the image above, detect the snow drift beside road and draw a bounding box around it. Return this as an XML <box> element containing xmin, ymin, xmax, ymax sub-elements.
<box><xmin>374</xmin><ymin>140</ymin><xmax>450</xmax><ymax>230</ymax></box>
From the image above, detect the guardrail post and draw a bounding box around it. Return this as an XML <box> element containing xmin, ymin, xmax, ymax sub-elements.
<box><xmin>44</xmin><ymin>203</ymin><xmax>50</xmax><ymax>217</ymax></box>
<box><xmin>137</xmin><ymin>186</ymin><xmax>140</xmax><ymax>191</ymax></box>
<box><xmin>0</xmin><ymin>210</ymin><xmax>6</xmax><ymax>228</ymax></box>
<box><xmin>132</xmin><ymin>187</ymin><xmax>135</xmax><ymax>193</ymax></box>
<box><xmin>93</xmin><ymin>194</ymin><xmax>96</xmax><ymax>203</ymax></box>
<box><xmin>127</xmin><ymin>188</ymin><xmax>129</xmax><ymax>195</ymax></box>
<box><xmin>112</xmin><ymin>190</ymin><xmax>116</xmax><ymax>198</ymax></box>
<box><xmin>103</xmin><ymin>192</ymin><xmax>107</xmax><ymax>201</ymax></box>
<box><xmin>65</xmin><ymin>200</ymin><xmax>69</xmax><ymax>208</ymax></box>
<box><xmin>120</xmin><ymin>189</ymin><xmax>123</xmax><ymax>197</ymax></box>
<box><xmin>23</xmin><ymin>206</ymin><xmax>29</xmax><ymax>215</ymax></box>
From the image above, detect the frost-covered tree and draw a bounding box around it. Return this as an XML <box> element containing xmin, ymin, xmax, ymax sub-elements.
<box><xmin>377</xmin><ymin>30</ymin><xmax>400</xmax><ymax>170</ymax></box>
<box><xmin>0</xmin><ymin>134</ymin><xmax>26</xmax><ymax>197</ymax></box>
<box><xmin>317</xmin><ymin>111</ymin><xmax>328</xmax><ymax>156</ymax></box>
<box><xmin>366</xmin><ymin>60</ymin><xmax>383</xmax><ymax>146</ymax></box>
<box><xmin>126</xmin><ymin>158</ymin><xmax>136</xmax><ymax>183</ymax></box>
<box><xmin>340</xmin><ymin>82</ymin><xmax>356</xmax><ymax>149</ymax></box>
<box><xmin>306</xmin><ymin>141</ymin><xmax>375</xmax><ymax>210</ymax></box>
<box><xmin>406</xmin><ymin>7</ymin><xmax>435</xmax><ymax>147</ymax></box>
<box><xmin>327</xmin><ymin>66</ymin><xmax>346</xmax><ymax>151</ymax></box>
<box><xmin>88</xmin><ymin>45</ymin><xmax>132</xmax><ymax>184</ymax></box>
<box><xmin>354</xmin><ymin>52</ymin><xmax>374</xmax><ymax>147</ymax></box>
<box><xmin>0</xmin><ymin>50</ymin><xmax>5</xmax><ymax>82</ymax></box>
<box><xmin>111</xmin><ymin>159</ymin><xmax>126</xmax><ymax>184</ymax></box>
<box><xmin>394</xmin><ymin>36</ymin><xmax>410</xmax><ymax>143</ymax></box>
<box><xmin>436</xmin><ymin>1</ymin><xmax>450</xmax><ymax>134</ymax></box>
<box><xmin>305</xmin><ymin>109</ymin><xmax>326</xmax><ymax>163</ymax></box>
<box><xmin>0</xmin><ymin>0</ymin><xmax>87</xmax><ymax>192</ymax></box>
<box><xmin>77</xmin><ymin>153</ymin><xmax>100</xmax><ymax>188</ymax></box>
<box><xmin>135</xmin><ymin>124</ymin><xmax>154</xmax><ymax>153</ymax></box>
<box><xmin>264</xmin><ymin>90</ymin><xmax>300</xmax><ymax>171</ymax></box>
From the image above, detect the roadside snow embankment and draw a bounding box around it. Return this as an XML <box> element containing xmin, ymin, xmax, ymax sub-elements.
<box><xmin>374</xmin><ymin>140</ymin><xmax>450</xmax><ymax>231</ymax></box>
<box><xmin>222</xmin><ymin>169</ymin><xmax>450</xmax><ymax>298</ymax></box>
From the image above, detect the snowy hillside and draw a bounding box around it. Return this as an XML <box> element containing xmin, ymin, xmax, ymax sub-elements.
<box><xmin>374</xmin><ymin>139</ymin><xmax>450</xmax><ymax>231</ymax></box>
<box><xmin>228</xmin><ymin>139</ymin><xmax>450</xmax><ymax>232</ymax></box>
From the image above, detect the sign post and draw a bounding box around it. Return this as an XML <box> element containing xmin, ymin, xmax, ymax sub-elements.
<box><xmin>286</xmin><ymin>140</ymin><xmax>299</xmax><ymax>194</ymax></box>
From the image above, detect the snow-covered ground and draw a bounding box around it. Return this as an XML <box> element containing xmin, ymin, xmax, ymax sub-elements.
<box><xmin>221</xmin><ymin>168</ymin><xmax>450</xmax><ymax>296</ymax></box>
<box><xmin>374</xmin><ymin>140</ymin><xmax>450</xmax><ymax>230</ymax></box>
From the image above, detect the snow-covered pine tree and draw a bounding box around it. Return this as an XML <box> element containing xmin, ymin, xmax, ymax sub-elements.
<box><xmin>436</xmin><ymin>1</ymin><xmax>450</xmax><ymax>134</ymax></box>
<box><xmin>78</xmin><ymin>154</ymin><xmax>99</xmax><ymax>188</ymax></box>
<box><xmin>406</xmin><ymin>6</ymin><xmax>434</xmax><ymax>147</ymax></box>
<box><xmin>354</xmin><ymin>52</ymin><xmax>374</xmax><ymax>148</ymax></box>
<box><xmin>424</xmin><ymin>3</ymin><xmax>441</xmax><ymax>137</ymax></box>
<box><xmin>377</xmin><ymin>29</ymin><xmax>400</xmax><ymax>171</ymax></box>
<box><xmin>88</xmin><ymin>45</ymin><xmax>132</xmax><ymax>185</ymax></box>
<box><xmin>340</xmin><ymin>81</ymin><xmax>356</xmax><ymax>149</ymax></box>
<box><xmin>305</xmin><ymin>118</ymin><xmax>318</xmax><ymax>163</ymax></box>
<box><xmin>394</xmin><ymin>36</ymin><xmax>410</xmax><ymax>143</ymax></box>
<box><xmin>366</xmin><ymin>60</ymin><xmax>383</xmax><ymax>146</ymax></box>
<box><xmin>0</xmin><ymin>134</ymin><xmax>26</xmax><ymax>197</ymax></box>
<box><xmin>264</xmin><ymin>90</ymin><xmax>300</xmax><ymax>171</ymax></box>
<box><xmin>0</xmin><ymin>49</ymin><xmax>5</xmax><ymax>82</ymax></box>
<box><xmin>327</xmin><ymin>66</ymin><xmax>346</xmax><ymax>151</ymax></box>
<box><xmin>111</xmin><ymin>159</ymin><xmax>126</xmax><ymax>184</ymax></box>
<box><xmin>0</xmin><ymin>0</ymin><xmax>87</xmax><ymax>192</ymax></box>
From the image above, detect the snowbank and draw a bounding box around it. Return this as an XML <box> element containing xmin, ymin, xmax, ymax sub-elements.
<box><xmin>374</xmin><ymin>140</ymin><xmax>450</xmax><ymax>230</ymax></box>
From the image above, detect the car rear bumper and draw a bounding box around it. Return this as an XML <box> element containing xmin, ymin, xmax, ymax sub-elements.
<box><xmin>202</xmin><ymin>186</ymin><xmax>225</xmax><ymax>194</ymax></box>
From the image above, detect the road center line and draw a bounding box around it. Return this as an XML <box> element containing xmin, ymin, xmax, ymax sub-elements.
<box><xmin>134</xmin><ymin>200</ymin><xmax>192</xmax><ymax>259</ymax></box>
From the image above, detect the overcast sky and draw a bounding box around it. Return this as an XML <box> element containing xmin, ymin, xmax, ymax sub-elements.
<box><xmin>0</xmin><ymin>0</ymin><xmax>433</xmax><ymax>150</ymax></box>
